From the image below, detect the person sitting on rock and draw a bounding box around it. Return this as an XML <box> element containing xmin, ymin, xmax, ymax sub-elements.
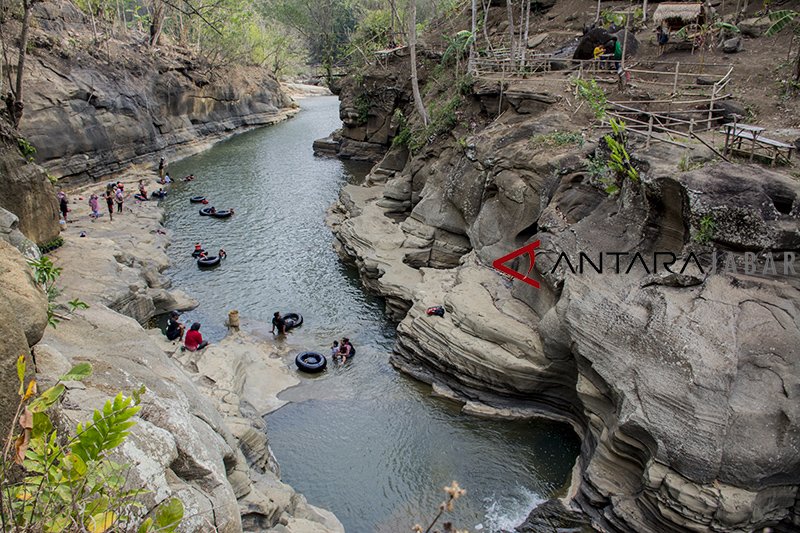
<box><xmin>165</xmin><ymin>311</ymin><xmax>185</xmax><ymax>342</ymax></box>
<box><xmin>184</xmin><ymin>322</ymin><xmax>208</xmax><ymax>352</ymax></box>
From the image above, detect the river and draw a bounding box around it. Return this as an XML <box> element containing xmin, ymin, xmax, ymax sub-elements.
<box><xmin>161</xmin><ymin>96</ymin><xmax>579</xmax><ymax>533</ymax></box>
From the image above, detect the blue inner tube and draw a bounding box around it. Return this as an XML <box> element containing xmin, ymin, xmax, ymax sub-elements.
<box><xmin>199</xmin><ymin>207</ymin><xmax>215</xmax><ymax>216</ymax></box>
<box><xmin>191</xmin><ymin>249</ymin><xmax>205</xmax><ymax>257</ymax></box>
<box><xmin>284</xmin><ymin>313</ymin><xmax>303</xmax><ymax>330</ymax></box>
<box><xmin>296</xmin><ymin>351</ymin><xmax>326</xmax><ymax>373</ymax></box>
<box><xmin>211</xmin><ymin>209</ymin><xmax>233</xmax><ymax>218</ymax></box>
<box><xmin>197</xmin><ymin>255</ymin><xmax>221</xmax><ymax>267</ymax></box>
<box><xmin>152</xmin><ymin>190</ymin><xmax>167</xmax><ymax>198</ymax></box>
<box><xmin>134</xmin><ymin>193</ymin><xmax>147</xmax><ymax>201</ymax></box>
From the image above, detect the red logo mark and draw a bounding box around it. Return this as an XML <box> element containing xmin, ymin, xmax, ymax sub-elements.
<box><xmin>492</xmin><ymin>240</ymin><xmax>541</xmax><ymax>289</ymax></box>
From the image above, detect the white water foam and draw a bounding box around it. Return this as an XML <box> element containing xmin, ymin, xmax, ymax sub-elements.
<box><xmin>481</xmin><ymin>486</ymin><xmax>545</xmax><ymax>532</ymax></box>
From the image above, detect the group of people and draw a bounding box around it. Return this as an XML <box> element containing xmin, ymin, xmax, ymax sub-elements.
<box><xmin>193</xmin><ymin>242</ymin><xmax>227</xmax><ymax>260</ymax></box>
<box><xmin>166</xmin><ymin>310</ymin><xmax>209</xmax><ymax>352</ymax></box>
<box><xmin>330</xmin><ymin>338</ymin><xmax>354</xmax><ymax>365</ymax></box>
<box><xmin>592</xmin><ymin>35</ymin><xmax>623</xmax><ymax>71</ymax></box>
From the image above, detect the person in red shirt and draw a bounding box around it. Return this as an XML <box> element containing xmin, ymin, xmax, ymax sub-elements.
<box><xmin>184</xmin><ymin>322</ymin><xmax>208</xmax><ymax>352</ymax></box>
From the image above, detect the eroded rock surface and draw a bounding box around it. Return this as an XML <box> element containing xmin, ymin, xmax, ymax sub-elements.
<box><xmin>329</xmin><ymin>71</ymin><xmax>800</xmax><ymax>531</ymax></box>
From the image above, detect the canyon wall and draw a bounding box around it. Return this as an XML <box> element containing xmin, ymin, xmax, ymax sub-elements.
<box><xmin>326</xmin><ymin>42</ymin><xmax>800</xmax><ymax>532</ymax></box>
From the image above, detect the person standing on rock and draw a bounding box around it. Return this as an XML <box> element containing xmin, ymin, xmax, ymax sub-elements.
<box><xmin>184</xmin><ymin>322</ymin><xmax>208</xmax><ymax>352</ymax></box>
<box><xmin>158</xmin><ymin>157</ymin><xmax>166</xmax><ymax>181</ymax></box>
<box><xmin>57</xmin><ymin>191</ymin><xmax>69</xmax><ymax>222</ymax></box>
<box><xmin>88</xmin><ymin>193</ymin><xmax>100</xmax><ymax>221</ymax></box>
<box><xmin>104</xmin><ymin>187</ymin><xmax>114</xmax><ymax>221</ymax></box>
<box><xmin>115</xmin><ymin>185</ymin><xmax>125</xmax><ymax>213</ymax></box>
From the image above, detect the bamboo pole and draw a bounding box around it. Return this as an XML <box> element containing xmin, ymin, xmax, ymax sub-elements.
<box><xmin>646</xmin><ymin>115</ymin><xmax>654</xmax><ymax>148</ymax></box>
<box><xmin>673</xmin><ymin>62</ymin><xmax>680</xmax><ymax>94</ymax></box>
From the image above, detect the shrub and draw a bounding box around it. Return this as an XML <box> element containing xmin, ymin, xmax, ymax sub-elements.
<box><xmin>695</xmin><ymin>214</ymin><xmax>716</xmax><ymax>244</ymax></box>
<box><xmin>17</xmin><ymin>138</ymin><xmax>36</xmax><ymax>162</ymax></box>
<box><xmin>27</xmin><ymin>256</ymin><xmax>88</xmax><ymax>328</ymax></box>
<box><xmin>573</xmin><ymin>78</ymin><xmax>607</xmax><ymax>121</ymax></box>
<box><xmin>1</xmin><ymin>357</ymin><xmax>185</xmax><ymax>532</ymax></box>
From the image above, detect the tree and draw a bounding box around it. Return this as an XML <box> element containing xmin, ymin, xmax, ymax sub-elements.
<box><xmin>407</xmin><ymin>0</ymin><xmax>428</xmax><ymax>125</ymax></box>
<box><xmin>265</xmin><ymin>0</ymin><xmax>358</xmax><ymax>86</ymax></box>
<box><xmin>8</xmin><ymin>0</ymin><xmax>39</xmax><ymax>127</ymax></box>
<box><xmin>765</xmin><ymin>10</ymin><xmax>800</xmax><ymax>83</ymax></box>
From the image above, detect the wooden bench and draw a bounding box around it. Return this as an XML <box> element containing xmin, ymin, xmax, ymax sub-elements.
<box><xmin>722</xmin><ymin>123</ymin><xmax>795</xmax><ymax>166</ymax></box>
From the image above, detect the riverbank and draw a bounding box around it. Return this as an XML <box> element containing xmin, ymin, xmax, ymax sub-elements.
<box><xmin>36</xmin><ymin>171</ymin><xmax>344</xmax><ymax>532</ymax></box>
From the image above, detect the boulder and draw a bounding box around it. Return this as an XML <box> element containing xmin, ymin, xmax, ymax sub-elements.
<box><xmin>0</xmin><ymin>126</ymin><xmax>60</xmax><ymax>245</ymax></box>
<box><xmin>0</xmin><ymin>239</ymin><xmax>48</xmax><ymax>439</ymax></box>
<box><xmin>738</xmin><ymin>16</ymin><xmax>772</xmax><ymax>37</ymax></box>
<box><xmin>723</xmin><ymin>36</ymin><xmax>742</xmax><ymax>53</ymax></box>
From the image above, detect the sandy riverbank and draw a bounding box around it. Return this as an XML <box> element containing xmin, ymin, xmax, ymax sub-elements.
<box><xmin>35</xmin><ymin>170</ymin><xmax>344</xmax><ymax>532</ymax></box>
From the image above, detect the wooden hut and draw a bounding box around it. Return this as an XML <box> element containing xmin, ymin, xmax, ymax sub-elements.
<box><xmin>653</xmin><ymin>3</ymin><xmax>705</xmax><ymax>32</ymax></box>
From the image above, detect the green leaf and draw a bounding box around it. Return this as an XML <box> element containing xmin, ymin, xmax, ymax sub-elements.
<box><xmin>765</xmin><ymin>10</ymin><xmax>798</xmax><ymax>36</ymax></box>
<box><xmin>32</xmin><ymin>412</ymin><xmax>53</xmax><ymax>438</ymax></box>
<box><xmin>29</xmin><ymin>384</ymin><xmax>65</xmax><ymax>413</ymax></box>
<box><xmin>137</xmin><ymin>517</ymin><xmax>154</xmax><ymax>533</ymax></box>
<box><xmin>17</xmin><ymin>355</ymin><xmax>26</xmax><ymax>395</ymax></box>
<box><xmin>60</xmin><ymin>362</ymin><xmax>93</xmax><ymax>382</ymax></box>
<box><xmin>154</xmin><ymin>498</ymin><xmax>184</xmax><ymax>533</ymax></box>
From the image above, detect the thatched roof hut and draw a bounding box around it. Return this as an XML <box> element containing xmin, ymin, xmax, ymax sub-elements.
<box><xmin>653</xmin><ymin>3</ymin><xmax>705</xmax><ymax>31</ymax></box>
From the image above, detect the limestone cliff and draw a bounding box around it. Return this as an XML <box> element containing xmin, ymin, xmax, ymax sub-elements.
<box><xmin>0</xmin><ymin>122</ymin><xmax>60</xmax><ymax>245</ymax></box>
<box><xmin>325</xmin><ymin>10</ymin><xmax>800</xmax><ymax>532</ymax></box>
<box><xmin>14</xmin><ymin>0</ymin><xmax>295</xmax><ymax>183</ymax></box>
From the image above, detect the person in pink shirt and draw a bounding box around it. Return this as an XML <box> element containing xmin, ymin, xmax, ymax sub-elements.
<box><xmin>89</xmin><ymin>194</ymin><xmax>100</xmax><ymax>220</ymax></box>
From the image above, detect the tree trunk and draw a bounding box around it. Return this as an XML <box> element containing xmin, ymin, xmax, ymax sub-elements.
<box><xmin>482</xmin><ymin>0</ymin><xmax>493</xmax><ymax>53</ymax></box>
<box><xmin>407</xmin><ymin>0</ymin><xmax>428</xmax><ymax>126</ymax></box>
<box><xmin>794</xmin><ymin>47</ymin><xmax>800</xmax><ymax>82</ymax></box>
<box><xmin>468</xmin><ymin>0</ymin><xmax>477</xmax><ymax>72</ymax></box>
<box><xmin>149</xmin><ymin>0</ymin><xmax>164</xmax><ymax>47</ymax></box>
<box><xmin>642</xmin><ymin>0</ymin><xmax>648</xmax><ymax>22</ymax></box>
<box><xmin>13</xmin><ymin>0</ymin><xmax>33</xmax><ymax>126</ymax></box>
<box><xmin>506</xmin><ymin>0</ymin><xmax>515</xmax><ymax>68</ymax></box>
<box><xmin>389</xmin><ymin>0</ymin><xmax>397</xmax><ymax>47</ymax></box>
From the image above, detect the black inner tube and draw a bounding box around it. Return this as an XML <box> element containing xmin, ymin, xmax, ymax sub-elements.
<box><xmin>211</xmin><ymin>210</ymin><xmax>232</xmax><ymax>218</ymax></box>
<box><xmin>197</xmin><ymin>255</ymin><xmax>221</xmax><ymax>267</ymax></box>
<box><xmin>199</xmin><ymin>207</ymin><xmax>215</xmax><ymax>216</ymax></box>
<box><xmin>283</xmin><ymin>313</ymin><xmax>303</xmax><ymax>330</ymax></box>
<box><xmin>296</xmin><ymin>351</ymin><xmax>326</xmax><ymax>373</ymax></box>
<box><xmin>190</xmin><ymin>196</ymin><xmax>206</xmax><ymax>203</ymax></box>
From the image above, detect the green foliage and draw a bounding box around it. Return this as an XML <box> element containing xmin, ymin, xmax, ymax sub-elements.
<box><xmin>37</xmin><ymin>236</ymin><xmax>64</xmax><ymax>254</ymax></box>
<box><xmin>531</xmin><ymin>131</ymin><xmax>584</xmax><ymax>148</ymax></box>
<box><xmin>603</xmin><ymin>118</ymin><xmax>638</xmax><ymax>194</ymax></box>
<box><xmin>765</xmin><ymin>10</ymin><xmax>799</xmax><ymax>37</ymax></box>
<box><xmin>393</xmin><ymin>94</ymin><xmax>464</xmax><ymax>153</ymax></box>
<box><xmin>2</xmin><ymin>359</ymin><xmax>183</xmax><ymax>532</ymax></box>
<box><xmin>46</xmin><ymin>173</ymin><xmax>58</xmax><ymax>185</ymax></box>
<box><xmin>573</xmin><ymin>78</ymin><xmax>607</xmax><ymax>121</ymax></box>
<box><xmin>695</xmin><ymin>214</ymin><xmax>716</xmax><ymax>244</ymax></box>
<box><xmin>17</xmin><ymin>137</ymin><xmax>36</xmax><ymax>162</ymax></box>
<box><xmin>354</xmin><ymin>93</ymin><xmax>371</xmax><ymax>125</ymax></box>
<box><xmin>27</xmin><ymin>256</ymin><xmax>89</xmax><ymax>328</ymax></box>
<box><xmin>441</xmin><ymin>30</ymin><xmax>474</xmax><ymax>74</ymax></box>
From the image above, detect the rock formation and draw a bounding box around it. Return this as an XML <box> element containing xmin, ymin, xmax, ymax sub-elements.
<box><xmin>16</xmin><ymin>0</ymin><xmax>296</xmax><ymax>183</ymax></box>
<box><xmin>327</xmin><ymin>40</ymin><xmax>800</xmax><ymax>532</ymax></box>
<box><xmin>0</xmin><ymin>123</ymin><xmax>60</xmax><ymax>245</ymax></box>
<box><xmin>22</xmin><ymin>177</ymin><xmax>343</xmax><ymax>532</ymax></box>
